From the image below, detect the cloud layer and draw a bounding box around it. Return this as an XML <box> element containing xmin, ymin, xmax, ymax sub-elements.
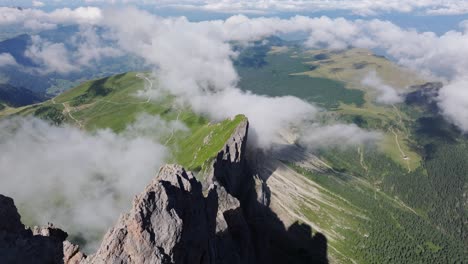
<box><xmin>10</xmin><ymin>6</ymin><xmax>466</xmax><ymax>133</ymax></box>
<box><xmin>362</xmin><ymin>71</ymin><xmax>403</xmax><ymax>104</ymax></box>
<box><xmin>0</xmin><ymin>52</ymin><xmax>18</xmax><ymax>67</ymax></box>
<box><xmin>299</xmin><ymin>123</ymin><xmax>381</xmax><ymax>149</ymax></box>
<box><xmin>0</xmin><ymin>116</ymin><xmax>170</xmax><ymax>251</ymax></box>
<box><xmin>10</xmin><ymin>0</ymin><xmax>468</xmax><ymax>16</ymax></box>
<box><xmin>0</xmin><ymin>6</ymin><xmax>102</xmax><ymax>30</ymax></box>
<box><xmin>5</xmin><ymin>5</ymin><xmax>468</xmax><ymax>251</ymax></box>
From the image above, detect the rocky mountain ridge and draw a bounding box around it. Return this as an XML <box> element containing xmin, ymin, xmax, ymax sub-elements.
<box><xmin>0</xmin><ymin>118</ymin><xmax>327</xmax><ymax>264</ymax></box>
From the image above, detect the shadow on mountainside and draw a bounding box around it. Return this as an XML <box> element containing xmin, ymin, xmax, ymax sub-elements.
<box><xmin>0</xmin><ymin>194</ymin><xmax>67</xmax><ymax>264</ymax></box>
<box><xmin>240</xmin><ymin>161</ymin><xmax>329</xmax><ymax>264</ymax></box>
<box><xmin>211</xmin><ymin>121</ymin><xmax>329</xmax><ymax>264</ymax></box>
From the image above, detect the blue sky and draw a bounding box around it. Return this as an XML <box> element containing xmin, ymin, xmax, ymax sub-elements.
<box><xmin>1</xmin><ymin>1</ymin><xmax>468</xmax><ymax>131</ymax></box>
<box><xmin>1</xmin><ymin>0</ymin><xmax>467</xmax><ymax>34</ymax></box>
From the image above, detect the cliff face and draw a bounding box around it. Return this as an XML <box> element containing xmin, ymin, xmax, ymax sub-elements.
<box><xmin>0</xmin><ymin>194</ymin><xmax>85</xmax><ymax>264</ymax></box>
<box><xmin>87</xmin><ymin>165</ymin><xmax>217</xmax><ymax>264</ymax></box>
<box><xmin>0</xmin><ymin>118</ymin><xmax>327</xmax><ymax>264</ymax></box>
<box><xmin>86</xmin><ymin>119</ymin><xmax>255</xmax><ymax>264</ymax></box>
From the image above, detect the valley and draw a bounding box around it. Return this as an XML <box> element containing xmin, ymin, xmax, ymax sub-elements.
<box><xmin>1</xmin><ymin>42</ymin><xmax>467</xmax><ymax>263</ymax></box>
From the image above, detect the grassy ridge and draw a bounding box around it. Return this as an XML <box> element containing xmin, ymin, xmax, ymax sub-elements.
<box><xmin>174</xmin><ymin>115</ymin><xmax>246</xmax><ymax>171</ymax></box>
<box><xmin>290</xmin><ymin>164</ymin><xmax>466</xmax><ymax>264</ymax></box>
<box><xmin>234</xmin><ymin>44</ymin><xmax>467</xmax><ymax>262</ymax></box>
<box><xmin>236</xmin><ymin>48</ymin><xmax>365</xmax><ymax>109</ymax></box>
<box><xmin>0</xmin><ymin>72</ymin><xmax>244</xmax><ymax>173</ymax></box>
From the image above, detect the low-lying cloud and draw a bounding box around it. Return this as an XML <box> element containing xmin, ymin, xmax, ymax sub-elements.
<box><xmin>8</xmin><ymin>7</ymin><xmax>468</xmax><ymax>134</ymax></box>
<box><xmin>13</xmin><ymin>1</ymin><xmax>468</xmax><ymax>16</ymax></box>
<box><xmin>25</xmin><ymin>35</ymin><xmax>78</xmax><ymax>74</ymax></box>
<box><xmin>362</xmin><ymin>70</ymin><xmax>403</xmax><ymax>104</ymax></box>
<box><xmin>20</xmin><ymin>24</ymin><xmax>122</xmax><ymax>75</ymax></box>
<box><xmin>0</xmin><ymin>6</ymin><xmax>102</xmax><ymax>30</ymax></box>
<box><xmin>7</xmin><ymin>5</ymin><xmax>468</xmax><ymax>252</ymax></box>
<box><xmin>0</xmin><ymin>53</ymin><xmax>18</xmax><ymax>67</ymax></box>
<box><xmin>437</xmin><ymin>77</ymin><xmax>468</xmax><ymax>132</ymax></box>
<box><xmin>299</xmin><ymin>123</ymin><xmax>382</xmax><ymax>149</ymax></box>
<box><xmin>0</xmin><ymin>116</ymin><xmax>176</xmax><ymax>252</ymax></box>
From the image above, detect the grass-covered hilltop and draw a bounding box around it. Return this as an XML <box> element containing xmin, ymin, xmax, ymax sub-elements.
<box><xmin>1</xmin><ymin>40</ymin><xmax>467</xmax><ymax>263</ymax></box>
<box><xmin>0</xmin><ymin>71</ymin><xmax>247</xmax><ymax>174</ymax></box>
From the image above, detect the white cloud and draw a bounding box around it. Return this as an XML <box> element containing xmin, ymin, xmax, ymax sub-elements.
<box><xmin>437</xmin><ymin>78</ymin><xmax>468</xmax><ymax>132</ymax></box>
<box><xmin>299</xmin><ymin>123</ymin><xmax>382</xmax><ymax>149</ymax></box>
<box><xmin>6</xmin><ymin>6</ymin><xmax>468</xmax><ymax>132</ymax></box>
<box><xmin>117</xmin><ymin>0</ymin><xmax>468</xmax><ymax>16</ymax></box>
<box><xmin>0</xmin><ymin>6</ymin><xmax>102</xmax><ymax>29</ymax></box>
<box><xmin>362</xmin><ymin>70</ymin><xmax>403</xmax><ymax>104</ymax></box>
<box><xmin>426</xmin><ymin>2</ymin><xmax>468</xmax><ymax>15</ymax></box>
<box><xmin>71</xmin><ymin>25</ymin><xmax>122</xmax><ymax>66</ymax></box>
<box><xmin>191</xmin><ymin>89</ymin><xmax>317</xmax><ymax>148</ymax></box>
<box><xmin>25</xmin><ymin>35</ymin><xmax>77</xmax><ymax>74</ymax></box>
<box><xmin>98</xmin><ymin>7</ymin><xmax>468</xmax><ymax>139</ymax></box>
<box><xmin>23</xmin><ymin>26</ymin><xmax>122</xmax><ymax>74</ymax></box>
<box><xmin>101</xmin><ymin>8</ymin><xmax>322</xmax><ymax>149</ymax></box>
<box><xmin>32</xmin><ymin>0</ymin><xmax>45</xmax><ymax>7</ymax></box>
<box><xmin>0</xmin><ymin>115</ymin><xmax>174</xmax><ymax>252</ymax></box>
<box><xmin>23</xmin><ymin>19</ymin><xmax>57</xmax><ymax>30</ymax></box>
<box><xmin>0</xmin><ymin>53</ymin><xmax>18</xmax><ymax>67</ymax></box>
<box><xmin>298</xmin><ymin>18</ymin><xmax>468</xmax><ymax>131</ymax></box>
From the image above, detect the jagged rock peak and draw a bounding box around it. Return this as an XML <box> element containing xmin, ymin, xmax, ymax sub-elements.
<box><xmin>0</xmin><ymin>194</ymin><xmax>85</xmax><ymax>264</ymax></box>
<box><xmin>1</xmin><ymin>117</ymin><xmax>287</xmax><ymax>264</ymax></box>
<box><xmin>220</xmin><ymin>118</ymin><xmax>249</xmax><ymax>164</ymax></box>
<box><xmin>207</xmin><ymin>118</ymin><xmax>250</xmax><ymax>198</ymax></box>
<box><xmin>87</xmin><ymin>164</ymin><xmax>218</xmax><ymax>264</ymax></box>
<box><xmin>0</xmin><ymin>194</ymin><xmax>24</xmax><ymax>233</ymax></box>
<box><xmin>87</xmin><ymin>119</ymin><xmax>253</xmax><ymax>264</ymax></box>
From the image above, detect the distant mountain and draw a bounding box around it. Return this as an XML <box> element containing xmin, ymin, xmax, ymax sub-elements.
<box><xmin>405</xmin><ymin>82</ymin><xmax>443</xmax><ymax>113</ymax></box>
<box><xmin>0</xmin><ymin>34</ymin><xmax>35</xmax><ymax>67</ymax></box>
<box><xmin>0</xmin><ymin>120</ymin><xmax>328</xmax><ymax>264</ymax></box>
<box><xmin>0</xmin><ymin>83</ymin><xmax>45</xmax><ymax>107</ymax></box>
<box><xmin>1</xmin><ymin>45</ymin><xmax>467</xmax><ymax>263</ymax></box>
<box><xmin>0</xmin><ymin>26</ymin><xmax>148</xmax><ymax>96</ymax></box>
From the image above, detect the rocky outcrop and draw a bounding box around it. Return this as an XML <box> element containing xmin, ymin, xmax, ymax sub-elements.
<box><xmin>405</xmin><ymin>82</ymin><xmax>443</xmax><ymax>112</ymax></box>
<box><xmin>86</xmin><ymin>165</ymin><xmax>217</xmax><ymax>264</ymax></box>
<box><xmin>0</xmin><ymin>194</ymin><xmax>86</xmax><ymax>264</ymax></box>
<box><xmin>206</xmin><ymin>119</ymin><xmax>249</xmax><ymax>197</ymax></box>
<box><xmin>0</xmin><ymin>117</ymin><xmax>328</xmax><ymax>264</ymax></box>
<box><xmin>86</xmin><ymin>119</ymin><xmax>254</xmax><ymax>264</ymax></box>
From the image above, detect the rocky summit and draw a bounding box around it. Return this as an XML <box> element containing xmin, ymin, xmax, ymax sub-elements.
<box><xmin>0</xmin><ymin>119</ymin><xmax>327</xmax><ymax>264</ymax></box>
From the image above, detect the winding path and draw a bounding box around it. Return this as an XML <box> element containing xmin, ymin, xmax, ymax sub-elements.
<box><xmin>136</xmin><ymin>73</ymin><xmax>153</xmax><ymax>103</ymax></box>
<box><xmin>357</xmin><ymin>146</ymin><xmax>369</xmax><ymax>176</ymax></box>
<box><xmin>49</xmin><ymin>73</ymin><xmax>155</xmax><ymax>129</ymax></box>
<box><xmin>164</xmin><ymin>110</ymin><xmax>181</xmax><ymax>146</ymax></box>
<box><xmin>389</xmin><ymin>127</ymin><xmax>411</xmax><ymax>172</ymax></box>
<box><xmin>52</xmin><ymin>97</ymin><xmax>82</xmax><ymax>128</ymax></box>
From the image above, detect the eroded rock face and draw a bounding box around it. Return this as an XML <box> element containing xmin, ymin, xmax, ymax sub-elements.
<box><xmin>86</xmin><ymin>119</ymin><xmax>255</xmax><ymax>264</ymax></box>
<box><xmin>0</xmin><ymin>194</ymin><xmax>85</xmax><ymax>264</ymax></box>
<box><xmin>87</xmin><ymin>165</ymin><xmax>217</xmax><ymax>264</ymax></box>
<box><xmin>0</xmin><ymin>118</ymin><xmax>327</xmax><ymax>264</ymax></box>
<box><xmin>0</xmin><ymin>119</ymin><xmax>254</xmax><ymax>264</ymax></box>
<box><xmin>207</xmin><ymin>119</ymin><xmax>249</xmax><ymax>198</ymax></box>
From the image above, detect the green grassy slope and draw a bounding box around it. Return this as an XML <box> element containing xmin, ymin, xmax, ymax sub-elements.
<box><xmin>236</xmin><ymin>47</ymin><xmax>365</xmax><ymax>109</ymax></box>
<box><xmin>1</xmin><ymin>42</ymin><xmax>466</xmax><ymax>263</ymax></box>
<box><xmin>174</xmin><ymin>115</ymin><xmax>246</xmax><ymax>171</ymax></box>
<box><xmin>289</xmin><ymin>164</ymin><xmax>466</xmax><ymax>263</ymax></box>
<box><xmin>234</xmin><ymin>43</ymin><xmax>467</xmax><ymax>262</ymax></box>
<box><xmin>0</xmin><ymin>72</ymin><xmax>244</xmax><ymax>172</ymax></box>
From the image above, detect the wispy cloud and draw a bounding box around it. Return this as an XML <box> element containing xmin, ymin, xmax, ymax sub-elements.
<box><xmin>0</xmin><ymin>116</ymin><xmax>176</xmax><ymax>251</ymax></box>
<box><xmin>0</xmin><ymin>53</ymin><xmax>18</xmax><ymax>67</ymax></box>
<box><xmin>362</xmin><ymin>71</ymin><xmax>403</xmax><ymax>105</ymax></box>
<box><xmin>14</xmin><ymin>0</ymin><xmax>468</xmax><ymax>16</ymax></box>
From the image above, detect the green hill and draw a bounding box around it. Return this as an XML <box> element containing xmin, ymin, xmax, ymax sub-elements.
<box><xmin>1</xmin><ymin>44</ymin><xmax>467</xmax><ymax>263</ymax></box>
<box><xmin>234</xmin><ymin>43</ymin><xmax>467</xmax><ymax>262</ymax></box>
<box><xmin>0</xmin><ymin>72</ymin><xmax>246</xmax><ymax>172</ymax></box>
